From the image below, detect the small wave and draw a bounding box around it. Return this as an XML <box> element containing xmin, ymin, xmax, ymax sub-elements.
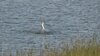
<box><xmin>35</xmin><ymin>31</ymin><xmax>53</xmax><ymax>35</ymax></box>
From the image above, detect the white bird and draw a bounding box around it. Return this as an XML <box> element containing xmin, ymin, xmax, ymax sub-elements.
<box><xmin>41</xmin><ymin>21</ymin><xmax>45</xmax><ymax>30</ymax></box>
<box><xmin>40</xmin><ymin>17</ymin><xmax>45</xmax><ymax>33</ymax></box>
<box><xmin>40</xmin><ymin>16</ymin><xmax>52</xmax><ymax>34</ymax></box>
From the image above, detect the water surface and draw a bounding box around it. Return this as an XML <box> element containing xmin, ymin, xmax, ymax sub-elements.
<box><xmin>0</xmin><ymin>0</ymin><xmax>100</xmax><ymax>53</ymax></box>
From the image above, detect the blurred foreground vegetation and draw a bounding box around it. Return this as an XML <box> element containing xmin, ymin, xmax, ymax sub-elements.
<box><xmin>1</xmin><ymin>33</ymin><xmax>100</xmax><ymax>56</ymax></box>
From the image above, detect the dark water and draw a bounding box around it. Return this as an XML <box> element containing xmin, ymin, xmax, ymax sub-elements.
<box><xmin>0</xmin><ymin>0</ymin><xmax>100</xmax><ymax>54</ymax></box>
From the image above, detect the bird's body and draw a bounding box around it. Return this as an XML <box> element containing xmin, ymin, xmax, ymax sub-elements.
<box><xmin>40</xmin><ymin>17</ymin><xmax>52</xmax><ymax>34</ymax></box>
<box><xmin>35</xmin><ymin>17</ymin><xmax>52</xmax><ymax>34</ymax></box>
<box><xmin>40</xmin><ymin>17</ymin><xmax>45</xmax><ymax>33</ymax></box>
<box><xmin>41</xmin><ymin>21</ymin><xmax>45</xmax><ymax>33</ymax></box>
<box><xmin>41</xmin><ymin>22</ymin><xmax>45</xmax><ymax>30</ymax></box>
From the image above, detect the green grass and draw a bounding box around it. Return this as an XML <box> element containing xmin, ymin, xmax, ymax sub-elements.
<box><xmin>1</xmin><ymin>33</ymin><xmax>100</xmax><ymax>56</ymax></box>
<box><xmin>43</xmin><ymin>37</ymin><xmax>100</xmax><ymax>56</ymax></box>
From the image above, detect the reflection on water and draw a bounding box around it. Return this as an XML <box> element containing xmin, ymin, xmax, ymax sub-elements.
<box><xmin>0</xmin><ymin>0</ymin><xmax>100</xmax><ymax>54</ymax></box>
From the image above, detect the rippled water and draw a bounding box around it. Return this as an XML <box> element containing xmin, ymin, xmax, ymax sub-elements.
<box><xmin>0</xmin><ymin>0</ymin><xmax>100</xmax><ymax>53</ymax></box>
